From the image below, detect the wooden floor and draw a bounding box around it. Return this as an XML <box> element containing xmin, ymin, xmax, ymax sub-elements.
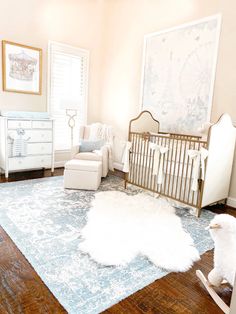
<box><xmin>0</xmin><ymin>169</ymin><xmax>234</xmax><ymax>314</ymax></box>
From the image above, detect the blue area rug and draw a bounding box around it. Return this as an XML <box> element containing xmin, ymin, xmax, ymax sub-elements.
<box><xmin>0</xmin><ymin>175</ymin><xmax>215</xmax><ymax>314</ymax></box>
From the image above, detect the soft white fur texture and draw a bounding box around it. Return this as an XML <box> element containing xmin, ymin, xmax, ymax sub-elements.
<box><xmin>80</xmin><ymin>191</ymin><xmax>200</xmax><ymax>272</ymax></box>
<box><xmin>208</xmin><ymin>214</ymin><xmax>236</xmax><ymax>287</ymax></box>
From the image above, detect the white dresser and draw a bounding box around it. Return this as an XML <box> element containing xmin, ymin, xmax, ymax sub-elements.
<box><xmin>0</xmin><ymin>117</ymin><xmax>54</xmax><ymax>178</ymax></box>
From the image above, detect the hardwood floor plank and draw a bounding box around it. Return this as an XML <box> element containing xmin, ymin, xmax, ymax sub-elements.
<box><xmin>0</xmin><ymin>226</ymin><xmax>66</xmax><ymax>314</ymax></box>
<box><xmin>102</xmin><ymin>251</ymin><xmax>233</xmax><ymax>314</ymax></box>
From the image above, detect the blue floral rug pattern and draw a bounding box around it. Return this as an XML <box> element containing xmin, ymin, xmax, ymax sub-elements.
<box><xmin>0</xmin><ymin>175</ymin><xmax>215</xmax><ymax>314</ymax></box>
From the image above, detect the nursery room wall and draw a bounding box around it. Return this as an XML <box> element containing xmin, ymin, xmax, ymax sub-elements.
<box><xmin>0</xmin><ymin>0</ymin><xmax>105</xmax><ymax>124</ymax></box>
<box><xmin>99</xmin><ymin>0</ymin><xmax>236</xmax><ymax>204</ymax></box>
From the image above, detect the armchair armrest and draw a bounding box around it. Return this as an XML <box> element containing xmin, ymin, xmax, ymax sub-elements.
<box><xmin>71</xmin><ymin>145</ymin><xmax>80</xmax><ymax>158</ymax></box>
<box><xmin>97</xmin><ymin>145</ymin><xmax>109</xmax><ymax>177</ymax></box>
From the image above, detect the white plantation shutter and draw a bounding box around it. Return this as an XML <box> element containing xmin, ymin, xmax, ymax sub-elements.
<box><xmin>48</xmin><ymin>41</ymin><xmax>89</xmax><ymax>150</ymax></box>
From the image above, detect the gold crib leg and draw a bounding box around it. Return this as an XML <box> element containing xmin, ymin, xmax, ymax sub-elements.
<box><xmin>196</xmin><ymin>207</ymin><xmax>202</xmax><ymax>218</ymax></box>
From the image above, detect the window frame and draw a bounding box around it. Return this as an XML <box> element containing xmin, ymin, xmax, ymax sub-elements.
<box><xmin>47</xmin><ymin>40</ymin><xmax>89</xmax><ymax>152</ymax></box>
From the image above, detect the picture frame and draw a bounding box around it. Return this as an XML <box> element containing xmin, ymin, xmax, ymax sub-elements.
<box><xmin>140</xmin><ymin>15</ymin><xmax>222</xmax><ymax>133</ymax></box>
<box><xmin>2</xmin><ymin>40</ymin><xmax>42</xmax><ymax>95</ymax></box>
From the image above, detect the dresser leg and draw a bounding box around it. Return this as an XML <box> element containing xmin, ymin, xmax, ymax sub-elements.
<box><xmin>5</xmin><ymin>170</ymin><xmax>9</xmax><ymax>181</ymax></box>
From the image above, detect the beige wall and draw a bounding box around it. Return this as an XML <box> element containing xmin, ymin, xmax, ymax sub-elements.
<box><xmin>99</xmin><ymin>0</ymin><xmax>236</xmax><ymax>200</ymax></box>
<box><xmin>0</xmin><ymin>0</ymin><xmax>105</xmax><ymax>123</ymax></box>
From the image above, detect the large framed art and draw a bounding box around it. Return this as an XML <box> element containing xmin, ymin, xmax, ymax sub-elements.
<box><xmin>140</xmin><ymin>15</ymin><xmax>221</xmax><ymax>133</ymax></box>
<box><xmin>2</xmin><ymin>40</ymin><xmax>42</xmax><ymax>95</ymax></box>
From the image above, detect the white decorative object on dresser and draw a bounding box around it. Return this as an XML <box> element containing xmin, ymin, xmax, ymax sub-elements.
<box><xmin>0</xmin><ymin>112</ymin><xmax>54</xmax><ymax>178</ymax></box>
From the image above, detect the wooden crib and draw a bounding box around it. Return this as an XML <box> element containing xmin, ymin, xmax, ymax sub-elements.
<box><xmin>125</xmin><ymin>111</ymin><xmax>236</xmax><ymax>217</ymax></box>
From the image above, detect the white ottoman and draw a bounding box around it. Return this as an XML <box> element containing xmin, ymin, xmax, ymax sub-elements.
<box><xmin>64</xmin><ymin>159</ymin><xmax>102</xmax><ymax>190</ymax></box>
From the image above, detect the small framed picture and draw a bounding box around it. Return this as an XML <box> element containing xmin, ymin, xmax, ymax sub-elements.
<box><xmin>2</xmin><ymin>40</ymin><xmax>42</xmax><ymax>95</ymax></box>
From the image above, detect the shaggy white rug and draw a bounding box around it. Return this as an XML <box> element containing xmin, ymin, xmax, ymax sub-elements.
<box><xmin>81</xmin><ymin>191</ymin><xmax>200</xmax><ymax>272</ymax></box>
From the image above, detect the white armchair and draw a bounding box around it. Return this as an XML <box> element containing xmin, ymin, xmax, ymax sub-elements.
<box><xmin>71</xmin><ymin>125</ymin><xmax>109</xmax><ymax>177</ymax></box>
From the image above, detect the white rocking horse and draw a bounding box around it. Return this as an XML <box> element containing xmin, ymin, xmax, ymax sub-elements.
<box><xmin>196</xmin><ymin>214</ymin><xmax>236</xmax><ymax>314</ymax></box>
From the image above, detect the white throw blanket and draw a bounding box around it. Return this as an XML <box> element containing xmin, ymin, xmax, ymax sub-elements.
<box><xmin>89</xmin><ymin>122</ymin><xmax>113</xmax><ymax>143</ymax></box>
<box><xmin>80</xmin><ymin>191</ymin><xmax>200</xmax><ymax>272</ymax></box>
<box><xmin>89</xmin><ymin>123</ymin><xmax>114</xmax><ymax>171</ymax></box>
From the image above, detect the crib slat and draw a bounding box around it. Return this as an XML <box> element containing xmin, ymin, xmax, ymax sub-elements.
<box><xmin>162</xmin><ymin>136</ymin><xmax>168</xmax><ymax>195</ymax></box>
<box><xmin>183</xmin><ymin>140</ymin><xmax>190</xmax><ymax>203</ymax></box>
<box><xmin>167</xmin><ymin>136</ymin><xmax>174</xmax><ymax>197</ymax></box>
<box><xmin>131</xmin><ymin>133</ymin><xmax>136</xmax><ymax>183</ymax></box>
<box><xmin>174</xmin><ymin>139</ymin><xmax>183</xmax><ymax>199</ymax></box>
<box><xmin>146</xmin><ymin>137</ymin><xmax>152</xmax><ymax>190</ymax></box>
<box><xmin>157</xmin><ymin>136</ymin><xmax>163</xmax><ymax>194</ymax></box>
<box><xmin>130</xmin><ymin>133</ymin><xmax>135</xmax><ymax>183</ymax></box>
<box><xmin>132</xmin><ymin>133</ymin><xmax>137</xmax><ymax>184</ymax></box>
<box><xmin>127</xmin><ymin>134</ymin><xmax>134</xmax><ymax>182</ymax></box>
<box><xmin>136</xmin><ymin>135</ymin><xmax>142</xmax><ymax>186</ymax></box>
<box><xmin>179</xmin><ymin>139</ymin><xmax>187</xmax><ymax>201</ymax></box>
<box><xmin>150</xmin><ymin>136</ymin><xmax>156</xmax><ymax>192</ymax></box>
<box><xmin>170</xmin><ymin>139</ymin><xmax>178</xmax><ymax>198</ymax></box>
<box><xmin>187</xmin><ymin>140</ymin><xmax>194</xmax><ymax>205</ymax></box>
<box><xmin>142</xmin><ymin>137</ymin><xmax>148</xmax><ymax>187</ymax></box>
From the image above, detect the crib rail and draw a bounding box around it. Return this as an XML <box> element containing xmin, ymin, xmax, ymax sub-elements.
<box><xmin>126</xmin><ymin>131</ymin><xmax>207</xmax><ymax>208</ymax></box>
<box><xmin>158</xmin><ymin>131</ymin><xmax>202</xmax><ymax>141</ymax></box>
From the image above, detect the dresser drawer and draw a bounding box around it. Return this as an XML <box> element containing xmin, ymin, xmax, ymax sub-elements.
<box><xmin>9</xmin><ymin>155</ymin><xmax>52</xmax><ymax>171</ymax></box>
<box><xmin>28</xmin><ymin>143</ymin><xmax>52</xmax><ymax>155</ymax></box>
<box><xmin>30</xmin><ymin>130</ymin><xmax>52</xmax><ymax>142</ymax></box>
<box><xmin>32</xmin><ymin>120</ymin><xmax>52</xmax><ymax>129</ymax></box>
<box><xmin>8</xmin><ymin>129</ymin><xmax>52</xmax><ymax>143</ymax></box>
<box><xmin>8</xmin><ymin>120</ymin><xmax>31</xmax><ymax>129</ymax></box>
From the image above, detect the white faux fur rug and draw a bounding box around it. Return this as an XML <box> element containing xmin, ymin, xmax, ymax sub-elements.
<box><xmin>81</xmin><ymin>191</ymin><xmax>200</xmax><ymax>272</ymax></box>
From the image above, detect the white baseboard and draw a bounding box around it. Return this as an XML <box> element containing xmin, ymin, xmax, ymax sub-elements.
<box><xmin>54</xmin><ymin>161</ymin><xmax>66</xmax><ymax>168</ymax></box>
<box><xmin>227</xmin><ymin>197</ymin><xmax>236</xmax><ymax>208</ymax></box>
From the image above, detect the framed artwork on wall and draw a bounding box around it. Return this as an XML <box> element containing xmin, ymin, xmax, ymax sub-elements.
<box><xmin>140</xmin><ymin>15</ymin><xmax>222</xmax><ymax>133</ymax></box>
<box><xmin>2</xmin><ymin>40</ymin><xmax>42</xmax><ymax>95</ymax></box>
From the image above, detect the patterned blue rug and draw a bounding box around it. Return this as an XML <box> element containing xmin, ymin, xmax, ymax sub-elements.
<box><xmin>0</xmin><ymin>175</ymin><xmax>215</xmax><ymax>314</ymax></box>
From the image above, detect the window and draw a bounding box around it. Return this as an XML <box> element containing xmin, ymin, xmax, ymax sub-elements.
<box><xmin>48</xmin><ymin>41</ymin><xmax>89</xmax><ymax>150</ymax></box>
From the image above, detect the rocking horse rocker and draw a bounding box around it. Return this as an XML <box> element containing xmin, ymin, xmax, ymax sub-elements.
<box><xmin>196</xmin><ymin>214</ymin><xmax>236</xmax><ymax>314</ymax></box>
